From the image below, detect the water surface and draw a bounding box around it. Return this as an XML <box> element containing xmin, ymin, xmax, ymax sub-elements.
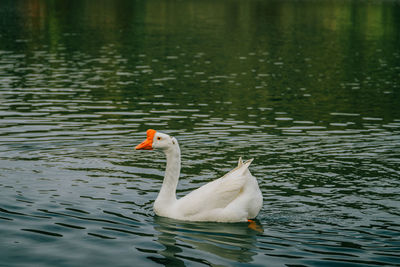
<box><xmin>1</xmin><ymin>0</ymin><xmax>400</xmax><ymax>266</ymax></box>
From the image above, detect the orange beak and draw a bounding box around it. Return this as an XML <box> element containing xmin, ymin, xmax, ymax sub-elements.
<box><xmin>135</xmin><ymin>129</ymin><xmax>156</xmax><ymax>150</ymax></box>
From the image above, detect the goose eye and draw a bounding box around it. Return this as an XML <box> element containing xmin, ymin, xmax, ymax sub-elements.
<box><xmin>157</xmin><ymin>137</ymin><xmax>161</xmax><ymax>140</ymax></box>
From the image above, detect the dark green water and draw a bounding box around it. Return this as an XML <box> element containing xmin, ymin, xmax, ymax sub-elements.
<box><xmin>1</xmin><ymin>0</ymin><xmax>400</xmax><ymax>266</ymax></box>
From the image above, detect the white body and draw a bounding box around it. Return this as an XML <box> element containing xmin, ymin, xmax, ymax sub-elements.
<box><xmin>138</xmin><ymin>131</ymin><xmax>263</xmax><ymax>222</ymax></box>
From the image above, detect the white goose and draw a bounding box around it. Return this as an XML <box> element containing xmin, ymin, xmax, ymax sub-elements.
<box><xmin>135</xmin><ymin>129</ymin><xmax>263</xmax><ymax>222</ymax></box>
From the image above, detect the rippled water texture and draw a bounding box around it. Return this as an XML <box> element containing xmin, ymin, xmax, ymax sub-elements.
<box><xmin>1</xmin><ymin>0</ymin><xmax>400</xmax><ymax>266</ymax></box>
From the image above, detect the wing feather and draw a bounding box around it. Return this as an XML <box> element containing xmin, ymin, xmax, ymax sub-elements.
<box><xmin>176</xmin><ymin>159</ymin><xmax>253</xmax><ymax>217</ymax></box>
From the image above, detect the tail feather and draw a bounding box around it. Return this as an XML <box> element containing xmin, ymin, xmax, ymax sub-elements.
<box><xmin>237</xmin><ymin>158</ymin><xmax>254</xmax><ymax>176</ymax></box>
<box><xmin>244</xmin><ymin>158</ymin><xmax>254</xmax><ymax>166</ymax></box>
<box><xmin>237</xmin><ymin>157</ymin><xmax>243</xmax><ymax>167</ymax></box>
<box><xmin>237</xmin><ymin>157</ymin><xmax>253</xmax><ymax>169</ymax></box>
<box><xmin>220</xmin><ymin>157</ymin><xmax>254</xmax><ymax>181</ymax></box>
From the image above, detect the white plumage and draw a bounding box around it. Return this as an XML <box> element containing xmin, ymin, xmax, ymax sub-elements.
<box><xmin>136</xmin><ymin>129</ymin><xmax>263</xmax><ymax>222</ymax></box>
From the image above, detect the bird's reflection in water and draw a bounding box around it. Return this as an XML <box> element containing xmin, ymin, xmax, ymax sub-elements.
<box><xmin>148</xmin><ymin>216</ymin><xmax>263</xmax><ymax>266</ymax></box>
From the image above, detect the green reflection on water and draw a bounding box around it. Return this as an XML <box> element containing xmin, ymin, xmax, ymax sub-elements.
<box><xmin>1</xmin><ymin>0</ymin><xmax>399</xmax><ymax>129</ymax></box>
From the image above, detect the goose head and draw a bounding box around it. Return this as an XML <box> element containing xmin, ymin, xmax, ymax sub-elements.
<box><xmin>135</xmin><ymin>129</ymin><xmax>178</xmax><ymax>151</ymax></box>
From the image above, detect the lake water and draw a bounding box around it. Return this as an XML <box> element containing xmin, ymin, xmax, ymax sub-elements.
<box><xmin>1</xmin><ymin>0</ymin><xmax>400</xmax><ymax>266</ymax></box>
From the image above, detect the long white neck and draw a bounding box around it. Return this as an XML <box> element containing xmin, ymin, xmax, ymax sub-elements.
<box><xmin>154</xmin><ymin>143</ymin><xmax>180</xmax><ymax>215</ymax></box>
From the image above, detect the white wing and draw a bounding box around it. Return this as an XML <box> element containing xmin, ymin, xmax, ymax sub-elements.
<box><xmin>176</xmin><ymin>159</ymin><xmax>254</xmax><ymax>217</ymax></box>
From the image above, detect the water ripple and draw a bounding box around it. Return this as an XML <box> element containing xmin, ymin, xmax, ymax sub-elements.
<box><xmin>1</xmin><ymin>0</ymin><xmax>400</xmax><ymax>265</ymax></box>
